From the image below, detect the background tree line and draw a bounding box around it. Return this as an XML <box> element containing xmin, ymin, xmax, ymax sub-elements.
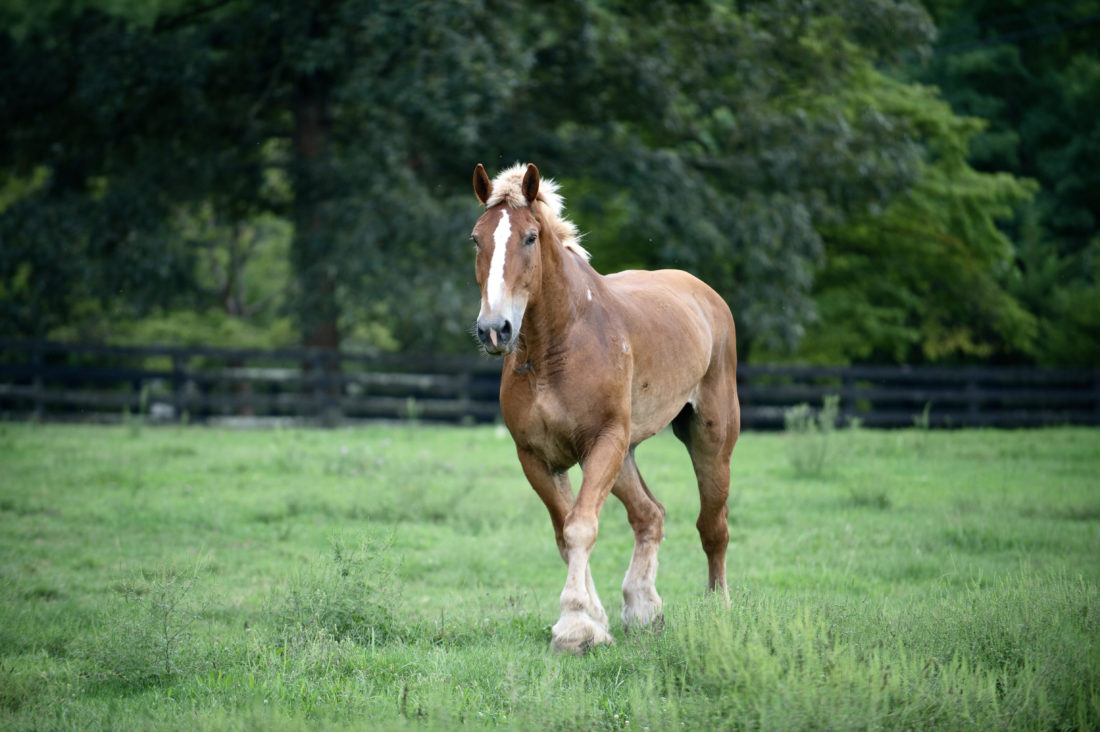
<box><xmin>1</xmin><ymin>0</ymin><xmax>1096</xmax><ymax>365</ymax></box>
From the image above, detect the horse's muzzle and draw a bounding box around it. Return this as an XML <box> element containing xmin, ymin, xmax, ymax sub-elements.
<box><xmin>477</xmin><ymin>316</ymin><xmax>515</xmax><ymax>355</ymax></box>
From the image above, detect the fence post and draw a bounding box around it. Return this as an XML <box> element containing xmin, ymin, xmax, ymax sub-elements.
<box><xmin>310</xmin><ymin>351</ymin><xmax>325</xmax><ymax>423</ymax></box>
<box><xmin>172</xmin><ymin>353</ymin><xmax>185</xmax><ymax>422</ymax></box>
<box><xmin>841</xmin><ymin>372</ymin><xmax>853</xmax><ymax>423</ymax></box>
<box><xmin>1094</xmin><ymin>369</ymin><xmax>1100</xmax><ymax>423</ymax></box>
<box><xmin>325</xmin><ymin>351</ymin><xmax>343</xmax><ymax>426</ymax></box>
<box><xmin>31</xmin><ymin>342</ymin><xmax>44</xmax><ymax>421</ymax></box>
<box><xmin>966</xmin><ymin>374</ymin><xmax>980</xmax><ymax>421</ymax></box>
<box><xmin>457</xmin><ymin>366</ymin><xmax>472</xmax><ymax>425</ymax></box>
<box><xmin>307</xmin><ymin>350</ymin><xmax>342</xmax><ymax>427</ymax></box>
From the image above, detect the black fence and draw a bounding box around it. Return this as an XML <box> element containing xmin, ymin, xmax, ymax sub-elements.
<box><xmin>1</xmin><ymin>340</ymin><xmax>1097</xmax><ymax>429</ymax></box>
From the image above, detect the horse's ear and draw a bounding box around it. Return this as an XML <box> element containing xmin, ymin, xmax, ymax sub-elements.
<box><xmin>473</xmin><ymin>164</ymin><xmax>492</xmax><ymax>206</ymax></box>
<box><xmin>522</xmin><ymin>163</ymin><xmax>540</xmax><ymax>205</ymax></box>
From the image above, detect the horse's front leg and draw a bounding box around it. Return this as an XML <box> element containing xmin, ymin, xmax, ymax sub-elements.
<box><xmin>551</xmin><ymin>428</ymin><xmax>627</xmax><ymax>654</ymax></box>
<box><xmin>516</xmin><ymin>447</ymin><xmax>574</xmax><ymax>560</ymax></box>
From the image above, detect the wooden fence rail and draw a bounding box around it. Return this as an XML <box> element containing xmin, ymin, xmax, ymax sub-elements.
<box><xmin>1</xmin><ymin>340</ymin><xmax>1097</xmax><ymax>428</ymax></box>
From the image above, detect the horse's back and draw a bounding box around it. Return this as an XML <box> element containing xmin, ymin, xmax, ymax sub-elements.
<box><xmin>604</xmin><ymin>268</ymin><xmax>736</xmax><ymax>352</ymax></box>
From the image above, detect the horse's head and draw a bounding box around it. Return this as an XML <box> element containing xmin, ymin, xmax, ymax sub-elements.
<box><xmin>470</xmin><ymin>162</ymin><xmax>544</xmax><ymax>356</ymax></box>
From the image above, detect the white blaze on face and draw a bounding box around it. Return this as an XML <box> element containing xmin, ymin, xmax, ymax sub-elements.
<box><xmin>487</xmin><ymin>210</ymin><xmax>511</xmax><ymax>309</ymax></box>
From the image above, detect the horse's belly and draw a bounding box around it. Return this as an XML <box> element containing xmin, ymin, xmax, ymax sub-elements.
<box><xmin>629</xmin><ymin>380</ymin><xmax>700</xmax><ymax>444</ymax></box>
<box><xmin>626</xmin><ymin>330</ymin><xmax>712</xmax><ymax>443</ymax></box>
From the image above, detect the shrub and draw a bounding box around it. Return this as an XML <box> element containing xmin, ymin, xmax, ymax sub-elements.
<box><xmin>84</xmin><ymin>561</ymin><xmax>208</xmax><ymax>686</ymax></box>
<box><xmin>784</xmin><ymin>394</ymin><xmax>840</xmax><ymax>477</ymax></box>
<box><xmin>269</xmin><ymin>534</ymin><xmax>402</xmax><ymax>647</ymax></box>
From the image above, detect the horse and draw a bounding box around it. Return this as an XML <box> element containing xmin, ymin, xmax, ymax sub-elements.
<box><xmin>470</xmin><ymin>162</ymin><xmax>740</xmax><ymax>654</ymax></box>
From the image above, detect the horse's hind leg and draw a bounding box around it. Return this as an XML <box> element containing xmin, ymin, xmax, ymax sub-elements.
<box><xmin>673</xmin><ymin>386</ymin><xmax>739</xmax><ymax>597</ymax></box>
<box><xmin>611</xmin><ymin>449</ymin><xmax>665</xmax><ymax>631</ymax></box>
<box><xmin>694</xmin><ymin>449</ymin><xmax>732</xmax><ymax>596</ymax></box>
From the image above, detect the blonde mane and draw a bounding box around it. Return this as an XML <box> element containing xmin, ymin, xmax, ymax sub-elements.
<box><xmin>486</xmin><ymin>163</ymin><xmax>590</xmax><ymax>261</ymax></box>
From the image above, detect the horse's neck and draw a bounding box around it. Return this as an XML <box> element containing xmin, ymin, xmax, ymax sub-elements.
<box><xmin>520</xmin><ymin>242</ymin><xmax>595</xmax><ymax>366</ymax></box>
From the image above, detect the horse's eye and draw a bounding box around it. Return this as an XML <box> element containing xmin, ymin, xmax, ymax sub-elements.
<box><xmin>525</xmin><ymin>233</ymin><xmax>537</xmax><ymax>246</ymax></box>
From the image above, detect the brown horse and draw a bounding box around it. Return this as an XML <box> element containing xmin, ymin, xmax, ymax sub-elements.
<box><xmin>470</xmin><ymin>162</ymin><xmax>740</xmax><ymax>654</ymax></box>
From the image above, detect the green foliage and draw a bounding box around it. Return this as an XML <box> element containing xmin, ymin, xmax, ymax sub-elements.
<box><xmin>83</xmin><ymin>561</ymin><xmax>209</xmax><ymax>686</ymax></box>
<box><xmin>912</xmin><ymin>402</ymin><xmax>932</xmax><ymax>431</ymax></box>
<box><xmin>0</xmin><ymin>0</ymin><xmax>1089</xmax><ymax>363</ymax></box>
<box><xmin>0</xmin><ymin>0</ymin><xmax>976</xmax><ymax>358</ymax></box>
<box><xmin>784</xmin><ymin>394</ymin><xmax>840</xmax><ymax>476</ymax></box>
<box><xmin>526</xmin><ymin>0</ymin><xmax>937</xmax><ymax>353</ymax></box>
<box><xmin>923</xmin><ymin>0</ymin><xmax>1100</xmax><ymax>255</ymax></box>
<box><xmin>799</xmin><ymin>70</ymin><xmax>1039</xmax><ymax>363</ymax></box>
<box><xmin>1013</xmin><ymin>227</ymin><xmax>1100</xmax><ymax>367</ymax></box>
<box><xmin>269</xmin><ymin>535</ymin><xmax>401</xmax><ymax>647</ymax></box>
<box><xmin>667</xmin><ymin>572</ymin><xmax>1098</xmax><ymax>728</ymax></box>
<box><xmin>916</xmin><ymin>0</ymin><xmax>1100</xmax><ymax>365</ymax></box>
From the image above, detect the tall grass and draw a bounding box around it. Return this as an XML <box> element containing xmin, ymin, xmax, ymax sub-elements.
<box><xmin>268</xmin><ymin>534</ymin><xmax>401</xmax><ymax>647</ymax></box>
<box><xmin>783</xmin><ymin>394</ymin><xmax>840</xmax><ymax>476</ymax></box>
<box><xmin>87</xmin><ymin>560</ymin><xmax>210</xmax><ymax>684</ymax></box>
<box><xmin>661</xmin><ymin>572</ymin><xmax>1099</xmax><ymax>729</ymax></box>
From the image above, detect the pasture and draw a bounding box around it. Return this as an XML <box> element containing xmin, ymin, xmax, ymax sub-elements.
<box><xmin>1</xmin><ymin>421</ymin><xmax>1097</xmax><ymax>730</ymax></box>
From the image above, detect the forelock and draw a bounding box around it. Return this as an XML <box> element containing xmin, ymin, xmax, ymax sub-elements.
<box><xmin>484</xmin><ymin>163</ymin><xmax>590</xmax><ymax>261</ymax></box>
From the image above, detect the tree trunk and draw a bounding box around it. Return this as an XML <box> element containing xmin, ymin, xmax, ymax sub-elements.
<box><xmin>292</xmin><ymin>78</ymin><xmax>340</xmax><ymax>352</ymax></box>
<box><xmin>292</xmin><ymin>72</ymin><xmax>341</xmax><ymax>424</ymax></box>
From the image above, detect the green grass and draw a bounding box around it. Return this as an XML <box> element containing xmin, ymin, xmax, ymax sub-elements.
<box><xmin>0</xmin><ymin>422</ymin><xmax>1097</xmax><ymax>730</ymax></box>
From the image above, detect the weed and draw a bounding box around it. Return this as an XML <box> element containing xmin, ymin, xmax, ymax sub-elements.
<box><xmin>85</xmin><ymin>559</ymin><xmax>209</xmax><ymax>685</ymax></box>
<box><xmin>784</xmin><ymin>394</ymin><xmax>840</xmax><ymax>477</ymax></box>
<box><xmin>269</xmin><ymin>534</ymin><xmax>403</xmax><ymax>647</ymax></box>
<box><xmin>271</xmin><ymin>427</ymin><xmax>309</xmax><ymax>473</ymax></box>
<box><xmin>848</xmin><ymin>485</ymin><xmax>892</xmax><ymax>509</ymax></box>
<box><xmin>323</xmin><ymin>443</ymin><xmax>369</xmax><ymax>476</ymax></box>
<box><xmin>913</xmin><ymin>402</ymin><xmax>932</xmax><ymax>430</ymax></box>
<box><xmin>122</xmin><ymin>386</ymin><xmax>150</xmax><ymax>438</ymax></box>
<box><xmin>1020</xmin><ymin>502</ymin><xmax>1100</xmax><ymax>522</ymax></box>
<box><xmin>0</xmin><ymin>659</ymin><xmax>50</xmax><ymax>714</ymax></box>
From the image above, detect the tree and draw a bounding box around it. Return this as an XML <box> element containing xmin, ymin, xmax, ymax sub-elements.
<box><xmin>2</xmin><ymin>0</ymin><xmax>1044</xmax><ymax>364</ymax></box>
<box><xmin>799</xmin><ymin>74</ymin><xmax>1038</xmax><ymax>363</ymax></box>
<box><xmin>484</xmin><ymin>0</ymin><xmax>940</xmax><ymax>356</ymax></box>
<box><xmin>0</xmin><ymin>6</ymin><xmax>213</xmax><ymax>336</ymax></box>
<box><xmin>0</xmin><ymin>0</ymin><xmax>531</xmax><ymax>351</ymax></box>
<box><xmin>917</xmin><ymin>0</ymin><xmax>1100</xmax><ymax>365</ymax></box>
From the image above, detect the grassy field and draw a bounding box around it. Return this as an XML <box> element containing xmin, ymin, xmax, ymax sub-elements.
<box><xmin>1</xmin><ymin>421</ymin><xmax>1098</xmax><ymax>730</ymax></box>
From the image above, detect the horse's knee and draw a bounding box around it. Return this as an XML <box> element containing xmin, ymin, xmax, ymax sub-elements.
<box><xmin>563</xmin><ymin>514</ymin><xmax>598</xmax><ymax>552</ymax></box>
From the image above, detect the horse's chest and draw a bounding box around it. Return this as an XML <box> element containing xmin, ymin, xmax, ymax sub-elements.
<box><xmin>502</xmin><ymin>382</ymin><xmax>585</xmax><ymax>468</ymax></box>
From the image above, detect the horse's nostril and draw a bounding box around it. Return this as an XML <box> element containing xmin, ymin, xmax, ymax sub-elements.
<box><xmin>501</xmin><ymin>320</ymin><xmax>513</xmax><ymax>341</ymax></box>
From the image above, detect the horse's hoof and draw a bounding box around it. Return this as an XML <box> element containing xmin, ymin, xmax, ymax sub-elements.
<box><xmin>624</xmin><ymin>613</ymin><xmax>665</xmax><ymax>637</ymax></box>
<box><xmin>550</xmin><ymin>613</ymin><xmax>614</xmax><ymax>655</ymax></box>
<box><xmin>621</xmin><ymin>595</ymin><xmax>664</xmax><ymax>631</ymax></box>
